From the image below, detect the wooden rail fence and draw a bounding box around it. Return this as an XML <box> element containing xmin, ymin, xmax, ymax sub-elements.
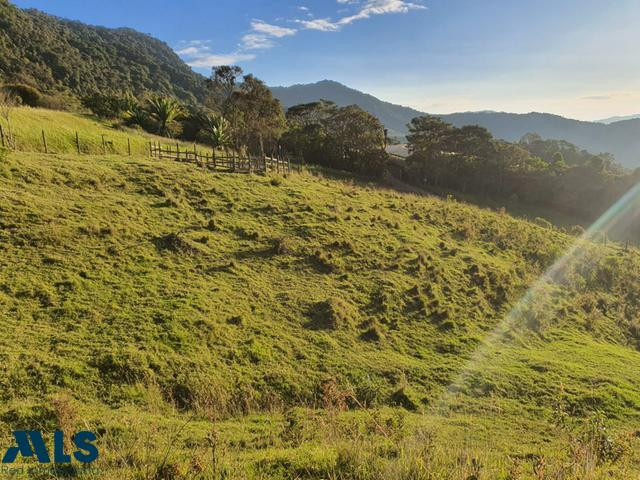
<box><xmin>149</xmin><ymin>142</ymin><xmax>297</xmax><ymax>174</ymax></box>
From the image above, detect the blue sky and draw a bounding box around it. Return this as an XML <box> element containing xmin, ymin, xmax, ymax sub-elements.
<box><xmin>12</xmin><ymin>0</ymin><xmax>640</xmax><ymax>120</ymax></box>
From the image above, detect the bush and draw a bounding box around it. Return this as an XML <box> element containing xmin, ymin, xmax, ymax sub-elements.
<box><xmin>1</xmin><ymin>83</ymin><xmax>40</xmax><ymax>107</ymax></box>
<box><xmin>81</xmin><ymin>92</ymin><xmax>134</xmax><ymax>118</ymax></box>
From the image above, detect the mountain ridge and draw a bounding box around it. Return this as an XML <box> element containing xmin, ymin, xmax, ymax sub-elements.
<box><xmin>598</xmin><ymin>114</ymin><xmax>640</xmax><ymax>124</ymax></box>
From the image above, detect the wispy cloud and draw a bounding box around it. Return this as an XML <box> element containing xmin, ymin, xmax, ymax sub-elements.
<box><xmin>175</xmin><ymin>40</ymin><xmax>255</xmax><ymax>68</ymax></box>
<box><xmin>176</xmin><ymin>0</ymin><xmax>425</xmax><ymax>68</ymax></box>
<box><xmin>240</xmin><ymin>33</ymin><xmax>275</xmax><ymax>50</ymax></box>
<box><xmin>250</xmin><ymin>20</ymin><xmax>296</xmax><ymax>38</ymax></box>
<box><xmin>583</xmin><ymin>95</ymin><xmax>612</xmax><ymax>101</ymax></box>
<box><xmin>582</xmin><ymin>92</ymin><xmax>635</xmax><ymax>101</ymax></box>
<box><xmin>187</xmin><ymin>53</ymin><xmax>257</xmax><ymax>68</ymax></box>
<box><xmin>296</xmin><ymin>18</ymin><xmax>341</xmax><ymax>32</ymax></box>
<box><xmin>240</xmin><ymin>20</ymin><xmax>297</xmax><ymax>51</ymax></box>
<box><xmin>299</xmin><ymin>0</ymin><xmax>426</xmax><ymax>30</ymax></box>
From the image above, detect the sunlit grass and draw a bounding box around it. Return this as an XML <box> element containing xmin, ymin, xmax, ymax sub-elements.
<box><xmin>1</xmin><ymin>108</ymin><xmax>640</xmax><ymax>478</ymax></box>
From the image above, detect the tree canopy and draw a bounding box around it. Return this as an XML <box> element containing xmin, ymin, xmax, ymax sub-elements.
<box><xmin>406</xmin><ymin>115</ymin><xmax>638</xmax><ymax>221</ymax></box>
<box><xmin>282</xmin><ymin>101</ymin><xmax>388</xmax><ymax>178</ymax></box>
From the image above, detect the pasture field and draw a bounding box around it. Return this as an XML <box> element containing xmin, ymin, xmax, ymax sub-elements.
<box><xmin>1</xmin><ymin>110</ymin><xmax>640</xmax><ymax>478</ymax></box>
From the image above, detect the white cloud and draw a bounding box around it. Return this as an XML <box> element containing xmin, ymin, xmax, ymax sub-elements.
<box><xmin>175</xmin><ymin>46</ymin><xmax>200</xmax><ymax>56</ymax></box>
<box><xmin>239</xmin><ymin>20</ymin><xmax>297</xmax><ymax>51</ymax></box>
<box><xmin>176</xmin><ymin>40</ymin><xmax>255</xmax><ymax>68</ymax></box>
<box><xmin>240</xmin><ymin>33</ymin><xmax>274</xmax><ymax>50</ymax></box>
<box><xmin>187</xmin><ymin>53</ymin><xmax>256</xmax><ymax>68</ymax></box>
<box><xmin>250</xmin><ymin>20</ymin><xmax>296</xmax><ymax>38</ymax></box>
<box><xmin>296</xmin><ymin>18</ymin><xmax>341</xmax><ymax>31</ymax></box>
<box><xmin>299</xmin><ymin>0</ymin><xmax>426</xmax><ymax>31</ymax></box>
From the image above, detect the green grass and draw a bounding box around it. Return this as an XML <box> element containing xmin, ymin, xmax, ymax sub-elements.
<box><xmin>2</xmin><ymin>106</ymin><xmax>210</xmax><ymax>156</ymax></box>
<box><xmin>1</xmin><ymin>109</ymin><xmax>640</xmax><ymax>479</ymax></box>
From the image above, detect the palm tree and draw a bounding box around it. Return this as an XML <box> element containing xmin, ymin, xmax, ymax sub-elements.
<box><xmin>146</xmin><ymin>96</ymin><xmax>185</xmax><ymax>137</ymax></box>
<box><xmin>123</xmin><ymin>103</ymin><xmax>149</xmax><ymax>129</ymax></box>
<box><xmin>200</xmin><ymin>114</ymin><xmax>232</xmax><ymax>150</ymax></box>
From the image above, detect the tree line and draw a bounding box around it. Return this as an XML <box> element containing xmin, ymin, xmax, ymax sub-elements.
<box><xmin>66</xmin><ymin>66</ymin><xmax>388</xmax><ymax>177</ymax></box>
<box><xmin>403</xmin><ymin>116</ymin><xmax>640</xmax><ymax>223</ymax></box>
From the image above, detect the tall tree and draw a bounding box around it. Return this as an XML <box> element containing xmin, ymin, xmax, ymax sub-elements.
<box><xmin>228</xmin><ymin>74</ymin><xmax>285</xmax><ymax>156</ymax></box>
<box><xmin>206</xmin><ymin>66</ymin><xmax>243</xmax><ymax>115</ymax></box>
<box><xmin>406</xmin><ymin>116</ymin><xmax>456</xmax><ymax>186</ymax></box>
<box><xmin>282</xmin><ymin>102</ymin><xmax>388</xmax><ymax>177</ymax></box>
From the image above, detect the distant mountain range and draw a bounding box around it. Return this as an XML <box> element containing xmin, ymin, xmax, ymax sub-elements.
<box><xmin>597</xmin><ymin>114</ymin><xmax>640</xmax><ymax>124</ymax></box>
<box><xmin>271</xmin><ymin>80</ymin><xmax>640</xmax><ymax>167</ymax></box>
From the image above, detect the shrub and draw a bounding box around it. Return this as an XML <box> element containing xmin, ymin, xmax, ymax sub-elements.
<box><xmin>81</xmin><ymin>92</ymin><xmax>135</xmax><ymax>118</ymax></box>
<box><xmin>1</xmin><ymin>83</ymin><xmax>41</xmax><ymax>107</ymax></box>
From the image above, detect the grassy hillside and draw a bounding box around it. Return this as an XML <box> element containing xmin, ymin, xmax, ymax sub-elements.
<box><xmin>2</xmin><ymin>107</ymin><xmax>210</xmax><ymax>155</ymax></box>
<box><xmin>2</xmin><ymin>110</ymin><xmax>640</xmax><ymax>479</ymax></box>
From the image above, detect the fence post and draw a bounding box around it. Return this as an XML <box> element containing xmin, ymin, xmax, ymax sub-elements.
<box><xmin>75</xmin><ymin>132</ymin><xmax>80</xmax><ymax>154</ymax></box>
<box><xmin>212</xmin><ymin>150</ymin><xmax>216</xmax><ymax>170</ymax></box>
<box><xmin>127</xmin><ymin>138</ymin><xmax>131</xmax><ymax>156</ymax></box>
<box><xmin>176</xmin><ymin>143</ymin><xmax>180</xmax><ymax>161</ymax></box>
<box><xmin>42</xmin><ymin>130</ymin><xmax>48</xmax><ymax>154</ymax></box>
<box><xmin>149</xmin><ymin>142</ymin><xmax>152</xmax><ymax>158</ymax></box>
<box><xmin>101</xmin><ymin>135</ymin><xmax>106</xmax><ymax>154</ymax></box>
<box><xmin>0</xmin><ymin>124</ymin><xmax>4</xmax><ymax>149</ymax></box>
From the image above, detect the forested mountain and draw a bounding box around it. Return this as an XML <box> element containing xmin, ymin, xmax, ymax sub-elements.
<box><xmin>271</xmin><ymin>81</ymin><xmax>640</xmax><ymax>168</ymax></box>
<box><xmin>0</xmin><ymin>0</ymin><xmax>206</xmax><ymax>102</ymax></box>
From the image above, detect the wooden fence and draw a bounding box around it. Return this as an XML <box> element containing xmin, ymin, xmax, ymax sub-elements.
<box><xmin>149</xmin><ymin>142</ymin><xmax>296</xmax><ymax>174</ymax></box>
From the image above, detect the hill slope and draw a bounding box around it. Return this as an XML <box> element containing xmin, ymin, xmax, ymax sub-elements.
<box><xmin>271</xmin><ymin>80</ymin><xmax>640</xmax><ymax>167</ymax></box>
<box><xmin>0</xmin><ymin>0</ymin><xmax>205</xmax><ymax>102</ymax></box>
<box><xmin>1</xmin><ymin>109</ymin><xmax>640</xmax><ymax>477</ymax></box>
